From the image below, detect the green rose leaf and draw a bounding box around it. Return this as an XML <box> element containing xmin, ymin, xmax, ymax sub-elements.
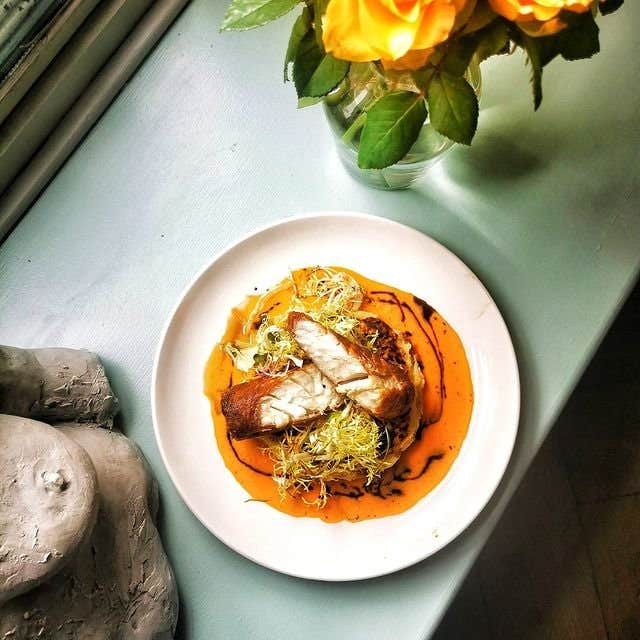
<box><xmin>509</xmin><ymin>24</ymin><xmax>557</xmax><ymax>67</ymax></box>
<box><xmin>293</xmin><ymin>31</ymin><xmax>350</xmax><ymax>98</ymax></box>
<box><xmin>520</xmin><ymin>34</ymin><xmax>544</xmax><ymax>110</ymax></box>
<box><xmin>535</xmin><ymin>36</ymin><xmax>562</xmax><ymax>67</ymax></box>
<box><xmin>516</xmin><ymin>10</ymin><xmax>599</xmax><ymax>88</ymax></box>
<box><xmin>426</xmin><ymin>72</ymin><xmax>478</xmax><ymax>144</ymax></box>
<box><xmin>474</xmin><ymin>18</ymin><xmax>510</xmax><ymax>62</ymax></box>
<box><xmin>284</xmin><ymin>7</ymin><xmax>311</xmax><ymax>81</ymax></box>
<box><xmin>599</xmin><ymin>0</ymin><xmax>623</xmax><ymax>15</ymax></box>
<box><xmin>557</xmin><ymin>12</ymin><xmax>600</xmax><ymax>60</ymax></box>
<box><xmin>357</xmin><ymin>91</ymin><xmax>428</xmax><ymax>170</ymax></box>
<box><xmin>441</xmin><ymin>36</ymin><xmax>478</xmax><ymax>76</ymax></box>
<box><xmin>439</xmin><ymin>18</ymin><xmax>510</xmax><ymax>78</ymax></box>
<box><xmin>221</xmin><ymin>0</ymin><xmax>299</xmax><ymax>30</ymax></box>
<box><xmin>411</xmin><ymin>67</ymin><xmax>435</xmax><ymax>93</ymax></box>
<box><xmin>297</xmin><ymin>96</ymin><xmax>323</xmax><ymax>108</ymax></box>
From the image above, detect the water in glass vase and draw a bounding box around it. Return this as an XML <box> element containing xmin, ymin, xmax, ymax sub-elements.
<box><xmin>323</xmin><ymin>61</ymin><xmax>481</xmax><ymax>190</ymax></box>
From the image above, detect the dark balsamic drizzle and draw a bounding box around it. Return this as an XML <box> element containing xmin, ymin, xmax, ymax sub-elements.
<box><xmin>412</xmin><ymin>296</ymin><xmax>435</xmax><ymax>322</ymax></box>
<box><xmin>335</xmin><ymin>451</ymin><xmax>447</xmax><ymax>501</ymax></box>
<box><xmin>227</xmin><ymin>433</ymin><xmax>271</xmax><ymax>477</ymax></box>
<box><xmin>329</xmin><ymin>483</ymin><xmax>365</xmax><ymax>499</ymax></box>
<box><xmin>363</xmin><ymin>474</ymin><xmax>403</xmax><ymax>499</ymax></box>
<box><xmin>397</xmin><ymin>452</ymin><xmax>445</xmax><ymax>481</ymax></box>
<box><xmin>402</xmin><ymin>301</ymin><xmax>446</xmax><ymax>398</ymax></box>
<box><xmin>412</xmin><ymin>296</ymin><xmax>443</xmax><ymax>362</ymax></box>
<box><xmin>370</xmin><ymin>290</ymin><xmax>405</xmax><ymax>321</ymax></box>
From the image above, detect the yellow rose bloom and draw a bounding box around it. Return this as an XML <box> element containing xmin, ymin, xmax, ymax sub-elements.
<box><xmin>488</xmin><ymin>0</ymin><xmax>594</xmax><ymax>36</ymax></box>
<box><xmin>322</xmin><ymin>0</ymin><xmax>476</xmax><ymax>70</ymax></box>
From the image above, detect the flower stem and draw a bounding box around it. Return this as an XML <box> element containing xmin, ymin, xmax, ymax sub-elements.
<box><xmin>341</xmin><ymin>112</ymin><xmax>367</xmax><ymax>145</ymax></box>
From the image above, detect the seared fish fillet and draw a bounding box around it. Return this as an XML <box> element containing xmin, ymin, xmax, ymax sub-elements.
<box><xmin>222</xmin><ymin>363</ymin><xmax>342</xmax><ymax>439</ymax></box>
<box><xmin>287</xmin><ymin>312</ymin><xmax>414</xmax><ymax>420</ymax></box>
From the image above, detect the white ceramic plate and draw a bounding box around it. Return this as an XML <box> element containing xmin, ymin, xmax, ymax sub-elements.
<box><xmin>152</xmin><ymin>212</ymin><xmax>520</xmax><ymax>581</ymax></box>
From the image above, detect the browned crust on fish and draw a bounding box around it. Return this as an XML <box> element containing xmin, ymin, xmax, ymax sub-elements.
<box><xmin>386</xmin><ymin>337</ymin><xmax>424</xmax><ymax>463</ymax></box>
<box><xmin>357</xmin><ymin>316</ymin><xmax>406</xmax><ymax>368</ymax></box>
<box><xmin>221</xmin><ymin>376</ymin><xmax>283</xmax><ymax>440</ymax></box>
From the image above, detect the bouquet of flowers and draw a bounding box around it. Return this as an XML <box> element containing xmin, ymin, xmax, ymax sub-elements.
<box><xmin>221</xmin><ymin>0</ymin><xmax>622</xmax><ymax>171</ymax></box>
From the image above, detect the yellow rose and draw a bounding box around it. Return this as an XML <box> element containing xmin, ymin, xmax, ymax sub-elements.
<box><xmin>322</xmin><ymin>0</ymin><xmax>477</xmax><ymax>70</ymax></box>
<box><xmin>488</xmin><ymin>0</ymin><xmax>594</xmax><ymax>36</ymax></box>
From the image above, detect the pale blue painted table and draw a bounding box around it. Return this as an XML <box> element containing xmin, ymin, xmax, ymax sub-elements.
<box><xmin>1</xmin><ymin>2</ymin><xmax>638</xmax><ymax>638</ymax></box>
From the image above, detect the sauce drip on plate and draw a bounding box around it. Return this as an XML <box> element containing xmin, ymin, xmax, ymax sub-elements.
<box><xmin>204</xmin><ymin>267</ymin><xmax>473</xmax><ymax>522</ymax></box>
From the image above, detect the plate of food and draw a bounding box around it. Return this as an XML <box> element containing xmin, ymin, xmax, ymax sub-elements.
<box><xmin>152</xmin><ymin>211</ymin><xmax>519</xmax><ymax>581</ymax></box>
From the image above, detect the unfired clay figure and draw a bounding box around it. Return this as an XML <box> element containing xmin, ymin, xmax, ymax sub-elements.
<box><xmin>0</xmin><ymin>348</ymin><xmax>179</xmax><ymax>638</ymax></box>
<box><xmin>0</xmin><ymin>346</ymin><xmax>119</xmax><ymax>427</ymax></box>
<box><xmin>0</xmin><ymin>415</ymin><xmax>98</xmax><ymax>605</ymax></box>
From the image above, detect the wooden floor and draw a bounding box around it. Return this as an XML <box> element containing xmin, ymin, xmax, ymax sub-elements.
<box><xmin>433</xmin><ymin>281</ymin><xmax>640</xmax><ymax>640</ymax></box>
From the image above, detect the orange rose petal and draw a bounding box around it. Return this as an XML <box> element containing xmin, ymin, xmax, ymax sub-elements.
<box><xmin>359</xmin><ymin>0</ymin><xmax>420</xmax><ymax>59</ymax></box>
<box><xmin>322</xmin><ymin>0</ymin><xmax>380</xmax><ymax>61</ymax></box>
<box><xmin>528</xmin><ymin>3</ymin><xmax>561</xmax><ymax>21</ymax></box>
<box><xmin>488</xmin><ymin>0</ymin><xmax>521</xmax><ymax>21</ymax></box>
<box><xmin>382</xmin><ymin>47</ymin><xmax>434</xmax><ymax>70</ymax></box>
<box><xmin>325</xmin><ymin>0</ymin><xmax>499</xmax><ymax>63</ymax></box>
<box><xmin>379</xmin><ymin>0</ymin><xmax>421</xmax><ymax>21</ymax></box>
<box><xmin>565</xmin><ymin>0</ymin><xmax>592</xmax><ymax>12</ymax></box>
<box><xmin>488</xmin><ymin>0</ymin><xmax>595</xmax><ymax>33</ymax></box>
<box><xmin>413</xmin><ymin>2</ymin><xmax>456</xmax><ymax>49</ymax></box>
<box><xmin>518</xmin><ymin>15</ymin><xmax>567</xmax><ymax>35</ymax></box>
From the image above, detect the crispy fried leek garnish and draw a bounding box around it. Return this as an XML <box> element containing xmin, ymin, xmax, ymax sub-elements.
<box><xmin>225</xmin><ymin>267</ymin><xmax>377</xmax><ymax>376</ymax></box>
<box><xmin>293</xmin><ymin>267</ymin><xmax>367</xmax><ymax>342</ymax></box>
<box><xmin>295</xmin><ymin>266</ymin><xmax>364</xmax><ymax>313</ymax></box>
<box><xmin>264</xmin><ymin>402</ymin><xmax>393</xmax><ymax>508</ymax></box>
<box><xmin>224</xmin><ymin>320</ymin><xmax>304</xmax><ymax>376</ymax></box>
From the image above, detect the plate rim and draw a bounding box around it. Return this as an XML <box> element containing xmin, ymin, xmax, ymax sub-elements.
<box><xmin>151</xmin><ymin>210</ymin><xmax>520</xmax><ymax>581</ymax></box>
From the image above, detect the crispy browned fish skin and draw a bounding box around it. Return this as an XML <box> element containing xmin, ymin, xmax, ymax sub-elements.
<box><xmin>221</xmin><ymin>363</ymin><xmax>341</xmax><ymax>439</ymax></box>
<box><xmin>287</xmin><ymin>312</ymin><xmax>414</xmax><ymax>420</ymax></box>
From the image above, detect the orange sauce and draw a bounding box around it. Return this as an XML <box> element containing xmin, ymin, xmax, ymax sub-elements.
<box><xmin>204</xmin><ymin>267</ymin><xmax>473</xmax><ymax>523</ymax></box>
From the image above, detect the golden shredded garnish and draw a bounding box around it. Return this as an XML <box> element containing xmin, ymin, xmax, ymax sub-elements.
<box><xmin>263</xmin><ymin>402</ymin><xmax>393</xmax><ymax>508</ymax></box>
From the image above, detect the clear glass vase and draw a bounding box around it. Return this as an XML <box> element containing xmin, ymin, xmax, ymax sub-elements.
<box><xmin>323</xmin><ymin>60</ymin><xmax>481</xmax><ymax>190</ymax></box>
